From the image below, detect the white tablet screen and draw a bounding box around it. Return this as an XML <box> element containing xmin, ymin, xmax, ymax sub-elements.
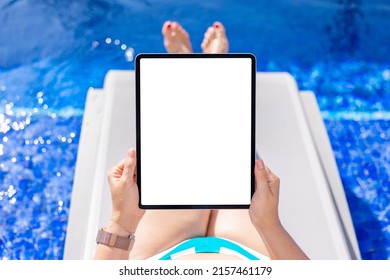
<box><xmin>136</xmin><ymin>54</ymin><xmax>255</xmax><ymax>209</ymax></box>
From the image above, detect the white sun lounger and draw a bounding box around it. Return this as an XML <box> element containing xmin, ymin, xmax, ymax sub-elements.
<box><xmin>64</xmin><ymin>70</ymin><xmax>361</xmax><ymax>260</ymax></box>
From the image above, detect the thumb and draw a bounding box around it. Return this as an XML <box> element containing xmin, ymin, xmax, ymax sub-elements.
<box><xmin>121</xmin><ymin>148</ymin><xmax>137</xmax><ymax>183</ymax></box>
<box><xmin>254</xmin><ymin>159</ymin><xmax>269</xmax><ymax>192</ymax></box>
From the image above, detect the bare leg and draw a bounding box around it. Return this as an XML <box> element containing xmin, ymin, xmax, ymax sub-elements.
<box><xmin>207</xmin><ymin>210</ymin><xmax>270</xmax><ymax>257</ymax></box>
<box><xmin>201</xmin><ymin>21</ymin><xmax>229</xmax><ymax>53</ymax></box>
<box><xmin>162</xmin><ymin>21</ymin><xmax>193</xmax><ymax>53</ymax></box>
<box><xmin>130</xmin><ymin>210</ymin><xmax>211</xmax><ymax>259</ymax></box>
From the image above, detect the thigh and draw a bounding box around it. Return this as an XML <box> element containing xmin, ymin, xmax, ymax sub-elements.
<box><xmin>130</xmin><ymin>209</ymin><xmax>211</xmax><ymax>259</ymax></box>
<box><xmin>206</xmin><ymin>209</ymin><xmax>269</xmax><ymax>257</ymax></box>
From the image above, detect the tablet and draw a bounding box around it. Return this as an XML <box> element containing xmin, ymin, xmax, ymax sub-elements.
<box><xmin>135</xmin><ymin>53</ymin><xmax>256</xmax><ymax>209</ymax></box>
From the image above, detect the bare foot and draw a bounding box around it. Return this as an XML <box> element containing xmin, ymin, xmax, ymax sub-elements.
<box><xmin>162</xmin><ymin>21</ymin><xmax>193</xmax><ymax>54</ymax></box>
<box><xmin>201</xmin><ymin>22</ymin><xmax>229</xmax><ymax>53</ymax></box>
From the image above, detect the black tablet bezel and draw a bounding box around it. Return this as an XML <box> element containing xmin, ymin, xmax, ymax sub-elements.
<box><xmin>135</xmin><ymin>53</ymin><xmax>256</xmax><ymax>209</ymax></box>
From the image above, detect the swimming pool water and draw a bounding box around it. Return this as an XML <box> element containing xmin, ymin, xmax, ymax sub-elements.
<box><xmin>0</xmin><ymin>0</ymin><xmax>389</xmax><ymax>259</ymax></box>
<box><xmin>0</xmin><ymin>114</ymin><xmax>80</xmax><ymax>259</ymax></box>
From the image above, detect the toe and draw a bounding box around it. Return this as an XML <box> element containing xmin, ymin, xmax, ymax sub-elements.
<box><xmin>206</xmin><ymin>26</ymin><xmax>215</xmax><ymax>35</ymax></box>
<box><xmin>205</xmin><ymin>27</ymin><xmax>215</xmax><ymax>40</ymax></box>
<box><xmin>162</xmin><ymin>21</ymin><xmax>172</xmax><ymax>34</ymax></box>
<box><xmin>169</xmin><ymin>22</ymin><xmax>182</xmax><ymax>37</ymax></box>
<box><xmin>201</xmin><ymin>27</ymin><xmax>215</xmax><ymax>48</ymax></box>
<box><xmin>213</xmin><ymin>21</ymin><xmax>226</xmax><ymax>37</ymax></box>
<box><xmin>162</xmin><ymin>21</ymin><xmax>175</xmax><ymax>38</ymax></box>
<box><xmin>213</xmin><ymin>21</ymin><xmax>224</xmax><ymax>30</ymax></box>
<box><xmin>171</xmin><ymin>21</ymin><xmax>179</xmax><ymax>30</ymax></box>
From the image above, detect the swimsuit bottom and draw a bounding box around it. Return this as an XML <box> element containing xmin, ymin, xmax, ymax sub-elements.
<box><xmin>147</xmin><ymin>236</ymin><xmax>269</xmax><ymax>260</ymax></box>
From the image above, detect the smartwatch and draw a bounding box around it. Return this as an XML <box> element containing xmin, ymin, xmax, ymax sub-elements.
<box><xmin>96</xmin><ymin>228</ymin><xmax>135</xmax><ymax>251</ymax></box>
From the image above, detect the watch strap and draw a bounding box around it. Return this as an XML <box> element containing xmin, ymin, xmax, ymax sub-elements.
<box><xmin>96</xmin><ymin>228</ymin><xmax>135</xmax><ymax>251</ymax></box>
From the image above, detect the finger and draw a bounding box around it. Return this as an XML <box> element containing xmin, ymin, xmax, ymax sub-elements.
<box><xmin>265</xmin><ymin>166</ymin><xmax>280</xmax><ymax>195</ymax></box>
<box><xmin>254</xmin><ymin>159</ymin><xmax>269</xmax><ymax>193</ymax></box>
<box><xmin>121</xmin><ymin>148</ymin><xmax>137</xmax><ymax>183</ymax></box>
<box><xmin>107</xmin><ymin>158</ymin><xmax>126</xmax><ymax>185</ymax></box>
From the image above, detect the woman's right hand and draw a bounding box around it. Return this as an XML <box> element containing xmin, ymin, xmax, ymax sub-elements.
<box><xmin>107</xmin><ymin>148</ymin><xmax>145</xmax><ymax>234</ymax></box>
<box><xmin>249</xmin><ymin>159</ymin><xmax>281</xmax><ymax>232</ymax></box>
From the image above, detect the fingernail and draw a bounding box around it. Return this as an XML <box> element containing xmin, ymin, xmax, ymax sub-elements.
<box><xmin>127</xmin><ymin>148</ymin><xmax>136</xmax><ymax>158</ymax></box>
<box><xmin>257</xmin><ymin>159</ymin><xmax>265</xmax><ymax>170</ymax></box>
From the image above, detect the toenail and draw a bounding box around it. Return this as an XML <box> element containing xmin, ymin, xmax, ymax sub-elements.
<box><xmin>214</xmin><ymin>23</ymin><xmax>220</xmax><ymax>28</ymax></box>
<box><xmin>167</xmin><ymin>23</ymin><xmax>171</xmax><ymax>29</ymax></box>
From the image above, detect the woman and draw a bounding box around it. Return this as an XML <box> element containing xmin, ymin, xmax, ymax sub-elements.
<box><xmin>94</xmin><ymin>22</ymin><xmax>308</xmax><ymax>260</ymax></box>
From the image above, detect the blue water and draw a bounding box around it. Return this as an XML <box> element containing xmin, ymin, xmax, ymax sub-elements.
<box><xmin>0</xmin><ymin>0</ymin><xmax>389</xmax><ymax>259</ymax></box>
